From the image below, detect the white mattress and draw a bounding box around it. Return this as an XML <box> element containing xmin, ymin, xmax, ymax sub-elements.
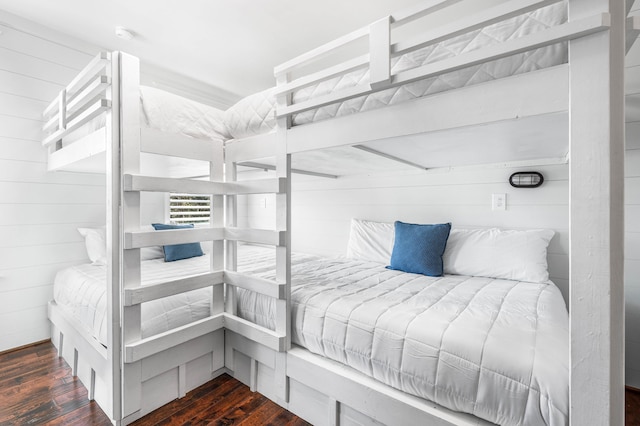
<box><xmin>53</xmin><ymin>255</ymin><xmax>213</xmax><ymax>346</ymax></box>
<box><xmin>63</xmin><ymin>86</ymin><xmax>230</xmax><ymax>145</ymax></box>
<box><xmin>235</xmin><ymin>245</ymin><xmax>569</xmax><ymax>426</ymax></box>
<box><xmin>225</xmin><ymin>2</ymin><xmax>567</xmax><ymax>140</ymax></box>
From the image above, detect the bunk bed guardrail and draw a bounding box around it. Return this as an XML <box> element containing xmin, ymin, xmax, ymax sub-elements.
<box><xmin>273</xmin><ymin>0</ymin><xmax>609</xmax><ymax>121</ymax></box>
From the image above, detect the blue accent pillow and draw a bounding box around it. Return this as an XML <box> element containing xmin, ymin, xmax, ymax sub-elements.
<box><xmin>387</xmin><ymin>221</ymin><xmax>451</xmax><ymax>277</ymax></box>
<box><xmin>151</xmin><ymin>223</ymin><xmax>204</xmax><ymax>262</ymax></box>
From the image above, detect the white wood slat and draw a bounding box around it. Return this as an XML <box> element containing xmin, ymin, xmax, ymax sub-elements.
<box><xmin>223</xmin><ymin>271</ymin><xmax>285</xmax><ymax>299</ymax></box>
<box><xmin>277</xmin><ymin>14</ymin><xmax>608</xmax><ymax>119</ymax></box>
<box><xmin>287</xmin><ymin>348</ymin><xmax>491</xmax><ymax>426</ymax></box>
<box><xmin>66</xmin><ymin>75</ymin><xmax>110</xmax><ymax>118</ymax></box>
<box><xmin>225</xmin><ymin>178</ymin><xmax>287</xmax><ymax>195</ymax></box>
<box><xmin>273</xmin><ymin>55</ymin><xmax>369</xmax><ymax>97</ymax></box>
<box><xmin>124</xmin><ymin>174</ymin><xmax>226</xmax><ymax>194</ymax></box>
<box><xmin>47</xmin><ymin>128</ymin><xmax>106</xmax><ymax>171</ymax></box>
<box><xmin>124</xmin><ymin>314</ymin><xmax>225</xmax><ymax>363</ymax></box>
<box><xmin>392</xmin><ymin>0</ymin><xmax>560</xmax><ymax>57</ymax></box>
<box><xmin>224</xmin><ymin>227</ymin><xmax>286</xmax><ymax>246</ymax></box>
<box><xmin>43</xmin><ymin>52</ymin><xmax>109</xmax><ymax>118</ymax></box>
<box><xmin>394</xmin><ymin>14</ymin><xmax>610</xmax><ymax>88</ymax></box>
<box><xmin>42</xmin><ymin>99</ymin><xmax>109</xmax><ymax>146</ymax></box>
<box><xmin>124</xmin><ymin>174</ymin><xmax>286</xmax><ymax>195</ymax></box>
<box><xmin>124</xmin><ymin>227</ymin><xmax>224</xmax><ymax>249</ymax></box>
<box><xmin>140</xmin><ymin>128</ymin><xmax>219</xmax><ymax>161</ymax></box>
<box><xmin>391</xmin><ymin>0</ymin><xmax>463</xmax><ymax>26</ymax></box>
<box><xmin>274</xmin><ymin>26</ymin><xmax>369</xmax><ymax>76</ymax></box>
<box><xmin>223</xmin><ymin>314</ymin><xmax>285</xmax><ymax>352</ymax></box>
<box><xmin>369</xmin><ymin>16</ymin><xmax>391</xmax><ymax>90</ymax></box>
<box><xmin>225</xmin><ymin>132</ymin><xmax>277</xmax><ymax>162</ymax></box>
<box><xmin>123</xmin><ymin>271</ymin><xmax>224</xmax><ymax>306</ymax></box>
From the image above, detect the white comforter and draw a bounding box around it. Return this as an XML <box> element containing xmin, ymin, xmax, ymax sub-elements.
<box><xmin>53</xmin><ymin>255</ymin><xmax>213</xmax><ymax>346</ymax></box>
<box><xmin>236</xmin><ymin>246</ymin><xmax>569</xmax><ymax>426</ymax></box>
<box><xmin>225</xmin><ymin>2</ymin><xmax>567</xmax><ymax>140</ymax></box>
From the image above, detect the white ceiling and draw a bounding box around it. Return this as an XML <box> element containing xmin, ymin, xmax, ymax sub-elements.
<box><xmin>0</xmin><ymin>0</ymin><xmax>422</xmax><ymax>99</ymax></box>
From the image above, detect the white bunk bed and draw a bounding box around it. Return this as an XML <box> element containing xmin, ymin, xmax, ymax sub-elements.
<box><xmin>41</xmin><ymin>0</ymin><xmax>636</xmax><ymax>425</ymax></box>
<box><xmin>42</xmin><ymin>52</ymin><xmax>288</xmax><ymax>424</ymax></box>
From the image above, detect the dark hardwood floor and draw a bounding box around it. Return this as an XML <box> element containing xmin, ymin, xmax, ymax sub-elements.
<box><xmin>0</xmin><ymin>341</ymin><xmax>307</xmax><ymax>425</ymax></box>
<box><xmin>2</xmin><ymin>340</ymin><xmax>640</xmax><ymax>425</ymax></box>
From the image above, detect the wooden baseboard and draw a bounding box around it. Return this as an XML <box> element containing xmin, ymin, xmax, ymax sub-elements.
<box><xmin>0</xmin><ymin>339</ymin><xmax>51</xmax><ymax>356</ymax></box>
<box><xmin>627</xmin><ymin>385</ymin><xmax>640</xmax><ymax>394</ymax></box>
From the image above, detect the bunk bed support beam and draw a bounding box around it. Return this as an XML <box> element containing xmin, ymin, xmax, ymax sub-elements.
<box><xmin>119</xmin><ymin>52</ymin><xmax>143</xmax><ymax>420</ymax></box>
<box><xmin>568</xmin><ymin>0</ymin><xmax>625</xmax><ymax>425</ymax></box>
<box><xmin>105</xmin><ymin>51</ymin><xmax>122</xmax><ymax>425</ymax></box>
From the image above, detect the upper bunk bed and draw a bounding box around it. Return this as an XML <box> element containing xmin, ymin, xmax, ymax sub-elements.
<box><xmin>41</xmin><ymin>55</ymin><xmax>229</xmax><ymax>174</ymax></box>
<box><xmin>223</xmin><ymin>0</ymin><xmax>621</xmax><ymax>170</ymax></box>
<box><xmin>227</xmin><ymin>0</ymin><xmax>570</xmax><ymax>163</ymax></box>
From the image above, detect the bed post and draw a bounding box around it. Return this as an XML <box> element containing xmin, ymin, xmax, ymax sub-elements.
<box><xmin>275</xmin><ymin>72</ymin><xmax>292</xmax><ymax>406</ymax></box>
<box><xmin>223</xmin><ymin>154</ymin><xmax>238</xmax><ymax>373</ymax></box>
<box><xmin>211</xmin><ymin>141</ymin><xmax>225</xmax><ymax>314</ymax></box>
<box><xmin>568</xmin><ymin>1</ymin><xmax>625</xmax><ymax>425</ymax></box>
<box><xmin>106</xmin><ymin>51</ymin><xmax>123</xmax><ymax>425</ymax></box>
<box><xmin>118</xmin><ymin>52</ymin><xmax>143</xmax><ymax>420</ymax></box>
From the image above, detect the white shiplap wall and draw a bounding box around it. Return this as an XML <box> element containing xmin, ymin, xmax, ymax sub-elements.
<box><xmin>0</xmin><ymin>12</ymin><xmax>103</xmax><ymax>352</ymax></box>
<box><xmin>0</xmin><ymin>11</ymin><xmax>216</xmax><ymax>353</ymax></box>
<box><xmin>240</xmin><ymin>163</ymin><xmax>570</xmax><ymax>301</ymax></box>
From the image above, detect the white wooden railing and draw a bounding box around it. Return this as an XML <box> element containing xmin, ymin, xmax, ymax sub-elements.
<box><xmin>273</xmin><ymin>0</ymin><xmax>612</xmax><ymax>121</ymax></box>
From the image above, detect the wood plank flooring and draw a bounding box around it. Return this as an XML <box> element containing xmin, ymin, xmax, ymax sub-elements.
<box><xmin>0</xmin><ymin>341</ymin><xmax>308</xmax><ymax>425</ymax></box>
<box><xmin>2</xmin><ymin>340</ymin><xmax>640</xmax><ymax>425</ymax></box>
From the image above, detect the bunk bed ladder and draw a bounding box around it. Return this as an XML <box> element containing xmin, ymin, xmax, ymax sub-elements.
<box><xmin>116</xmin><ymin>52</ymin><xmax>228</xmax><ymax>423</ymax></box>
<box><xmin>222</xmin><ymin>82</ymin><xmax>292</xmax><ymax>406</ymax></box>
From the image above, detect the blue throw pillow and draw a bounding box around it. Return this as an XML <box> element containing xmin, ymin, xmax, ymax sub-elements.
<box><xmin>387</xmin><ymin>221</ymin><xmax>451</xmax><ymax>277</ymax></box>
<box><xmin>151</xmin><ymin>223</ymin><xmax>204</xmax><ymax>262</ymax></box>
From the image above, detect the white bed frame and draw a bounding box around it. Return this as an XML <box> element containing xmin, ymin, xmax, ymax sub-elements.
<box><xmin>42</xmin><ymin>0</ymin><xmax>637</xmax><ymax>424</ymax></box>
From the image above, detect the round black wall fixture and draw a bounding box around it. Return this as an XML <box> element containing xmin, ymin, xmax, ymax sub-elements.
<box><xmin>509</xmin><ymin>171</ymin><xmax>544</xmax><ymax>188</ymax></box>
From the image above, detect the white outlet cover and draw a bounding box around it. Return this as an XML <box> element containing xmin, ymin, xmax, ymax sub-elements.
<box><xmin>492</xmin><ymin>193</ymin><xmax>506</xmax><ymax>211</ymax></box>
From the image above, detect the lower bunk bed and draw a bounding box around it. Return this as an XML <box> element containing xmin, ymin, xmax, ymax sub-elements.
<box><xmin>50</xmin><ymin>222</ymin><xmax>568</xmax><ymax>425</ymax></box>
<box><xmin>49</xmin><ymin>231</ymin><xmax>226</xmax><ymax>422</ymax></box>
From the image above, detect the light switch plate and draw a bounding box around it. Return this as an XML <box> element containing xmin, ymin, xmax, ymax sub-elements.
<box><xmin>492</xmin><ymin>193</ymin><xmax>506</xmax><ymax>211</ymax></box>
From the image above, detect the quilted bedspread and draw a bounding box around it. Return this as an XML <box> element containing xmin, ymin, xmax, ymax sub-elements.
<box><xmin>225</xmin><ymin>2</ymin><xmax>567</xmax><ymax>140</ymax></box>
<box><xmin>236</xmin><ymin>246</ymin><xmax>569</xmax><ymax>426</ymax></box>
<box><xmin>53</xmin><ymin>255</ymin><xmax>213</xmax><ymax>346</ymax></box>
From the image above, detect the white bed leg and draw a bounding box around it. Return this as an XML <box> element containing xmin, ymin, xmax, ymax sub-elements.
<box><xmin>89</xmin><ymin>368</ymin><xmax>96</xmax><ymax>401</ymax></box>
<box><xmin>329</xmin><ymin>397</ymin><xmax>339</xmax><ymax>426</ymax></box>
<box><xmin>249</xmin><ymin>358</ymin><xmax>258</xmax><ymax>392</ymax></box>
<box><xmin>178</xmin><ymin>364</ymin><xmax>187</xmax><ymax>398</ymax></box>
<box><xmin>225</xmin><ymin>334</ymin><xmax>234</xmax><ymax>371</ymax></box>
<box><xmin>58</xmin><ymin>332</ymin><xmax>64</xmax><ymax>358</ymax></box>
<box><xmin>275</xmin><ymin>352</ymin><xmax>289</xmax><ymax>405</ymax></box>
<box><xmin>72</xmin><ymin>348</ymin><xmax>78</xmax><ymax>377</ymax></box>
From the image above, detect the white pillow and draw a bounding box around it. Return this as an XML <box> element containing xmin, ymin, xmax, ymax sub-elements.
<box><xmin>78</xmin><ymin>227</ymin><xmax>107</xmax><ymax>265</ymax></box>
<box><xmin>78</xmin><ymin>226</ymin><xmax>164</xmax><ymax>265</ymax></box>
<box><xmin>346</xmin><ymin>219</ymin><xmax>395</xmax><ymax>264</ymax></box>
<box><xmin>443</xmin><ymin>228</ymin><xmax>555</xmax><ymax>283</ymax></box>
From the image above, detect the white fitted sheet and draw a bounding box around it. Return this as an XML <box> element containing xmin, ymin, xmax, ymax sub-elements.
<box><xmin>235</xmin><ymin>245</ymin><xmax>569</xmax><ymax>426</ymax></box>
<box><xmin>225</xmin><ymin>2</ymin><xmax>567</xmax><ymax>140</ymax></box>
